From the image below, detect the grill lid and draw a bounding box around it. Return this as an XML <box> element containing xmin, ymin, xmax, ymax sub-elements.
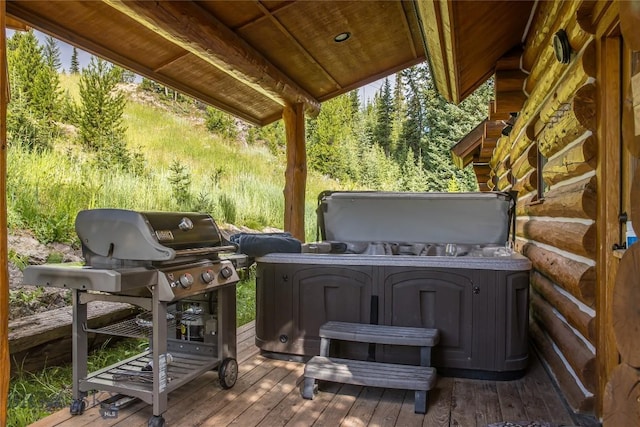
<box><xmin>76</xmin><ymin>209</ymin><xmax>226</xmax><ymax>263</ymax></box>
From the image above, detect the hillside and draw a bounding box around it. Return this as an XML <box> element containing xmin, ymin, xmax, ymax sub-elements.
<box><xmin>7</xmin><ymin>75</ymin><xmax>343</xmax><ymax>319</ymax></box>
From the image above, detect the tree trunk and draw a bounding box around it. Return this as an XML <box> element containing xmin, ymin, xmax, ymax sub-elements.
<box><xmin>531</xmin><ymin>291</ymin><xmax>596</xmax><ymax>391</ymax></box>
<box><xmin>522</xmin><ymin>243</ymin><xmax>595</xmax><ymax>307</ymax></box>
<box><xmin>511</xmin><ymin>143</ymin><xmax>537</xmax><ymax>180</ymax></box>
<box><xmin>538</xmin><ymin>41</ymin><xmax>596</xmax><ymax>123</ymax></box>
<box><xmin>543</xmin><ymin>135</ymin><xmax>597</xmax><ymax>187</ymax></box>
<box><xmin>517</xmin><ymin>174</ymin><xmax>597</xmax><ymax>220</ymax></box>
<box><xmin>619</xmin><ymin>0</ymin><xmax>640</xmax><ymax>51</ymax></box>
<box><xmin>517</xmin><ymin>218</ymin><xmax>596</xmax><ymax>258</ymax></box>
<box><xmin>538</xmin><ymin>85</ymin><xmax>596</xmax><ymax>158</ymax></box>
<box><xmin>283</xmin><ymin>103</ymin><xmax>306</xmax><ymax>241</ymax></box>
<box><xmin>623</xmin><ymin>75</ymin><xmax>640</xmax><ymax>159</ymax></box>
<box><xmin>613</xmin><ymin>243</ymin><xmax>640</xmax><ymax>367</ymax></box>
<box><xmin>530</xmin><ymin>270</ymin><xmax>595</xmax><ymax>342</ymax></box>
<box><xmin>529</xmin><ymin>320</ymin><xmax>594</xmax><ymax>413</ymax></box>
<box><xmin>603</xmin><ymin>362</ymin><xmax>640</xmax><ymax>427</ymax></box>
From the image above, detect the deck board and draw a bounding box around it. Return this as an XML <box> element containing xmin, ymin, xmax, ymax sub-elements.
<box><xmin>30</xmin><ymin>321</ymin><xmax>588</xmax><ymax>427</ymax></box>
<box><xmin>340</xmin><ymin>386</ymin><xmax>383</xmax><ymax>427</ymax></box>
<box><xmin>496</xmin><ymin>380</ymin><xmax>528</xmax><ymax>422</ymax></box>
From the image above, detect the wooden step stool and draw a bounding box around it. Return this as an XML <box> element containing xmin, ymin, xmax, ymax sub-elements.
<box><xmin>302</xmin><ymin>321</ymin><xmax>439</xmax><ymax>414</ymax></box>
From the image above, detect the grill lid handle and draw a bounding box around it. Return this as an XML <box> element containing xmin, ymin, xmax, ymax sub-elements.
<box><xmin>76</xmin><ymin>209</ymin><xmax>176</xmax><ymax>261</ymax></box>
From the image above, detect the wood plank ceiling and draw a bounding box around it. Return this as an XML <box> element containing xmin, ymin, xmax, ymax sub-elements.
<box><xmin>6</xmin><ymin>1</ymin><xmax>534</xmax><ymax>127</ymax></box>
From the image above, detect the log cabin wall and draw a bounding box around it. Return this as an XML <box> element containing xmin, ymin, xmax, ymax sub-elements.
<box><xmin>488</xmin><ymin>0</ymin><xmax>604</xmax><ymax>415</ymax></box>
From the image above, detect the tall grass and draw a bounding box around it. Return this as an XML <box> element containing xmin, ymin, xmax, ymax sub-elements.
<box><xmin>10</xmin><ymin>76</ymin><xmax>342</xmax><ymax>243</ymax></box>
<box><xmin>8</xmin><ymin>77</ymin><xmax>346</xmax><ymax>425</ymax></box>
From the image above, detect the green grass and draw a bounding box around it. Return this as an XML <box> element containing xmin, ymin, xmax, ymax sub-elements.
<box><xmin>10</xmin><ymin>76</ymin><xmax>344</xmax><ymax>243</ymax></box>
<box><xmin>7</xmin><ymin>76</ymin><xmax>346</xmax><ymax>426</ymax></box>
<box><xmin>8</xmin><ymin>338</ymin><xmax>147</xmax><ymax>427</ymax></box>
<box><xmin>236</xmin><ymin>268</ymin><xmax>257</xmax><ymax>327</ymax></box>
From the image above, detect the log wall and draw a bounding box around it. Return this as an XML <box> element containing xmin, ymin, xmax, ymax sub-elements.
<box><xmin>489</xmin><ymin>1</ymin><xmax>599</xmax><ymax>414</ymax></box>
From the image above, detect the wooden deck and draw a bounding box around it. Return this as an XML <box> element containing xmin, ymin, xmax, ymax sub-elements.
<box><xmin>30</xmin><ymin>321</ymin><xmax>588</xmax><ymax>427</ymax></box>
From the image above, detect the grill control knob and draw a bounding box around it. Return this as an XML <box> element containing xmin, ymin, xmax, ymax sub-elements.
<box><xmin>179</xmin><ymin>273</ymin><xmax>194</xmax><ymax>289</ymax></box>
<box><xmin>219</xmin><ymin>266</ymin><xmax>234</xmax><ymax>280</ymax></box>
<box><xmin>201</xmin><ymin>269</ymin><xmax>215</xmax><ymax>284</ymax></box>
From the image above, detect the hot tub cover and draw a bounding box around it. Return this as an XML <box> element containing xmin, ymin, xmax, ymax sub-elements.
<box><xmin>316</xmin><ymin>191</ymin><xmax>515</xmax><ymax>246</ymax></box>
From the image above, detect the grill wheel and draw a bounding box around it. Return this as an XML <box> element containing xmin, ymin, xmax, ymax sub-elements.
<box><xmin>219</xmin><ymin>358</ymin><xmax>238</xmax><ymax>389</ymax></box>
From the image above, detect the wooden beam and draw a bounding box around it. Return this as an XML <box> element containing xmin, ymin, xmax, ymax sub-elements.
<box><xmin>416</xmin><ymin>0</ymin><xmax>456</xmax><ymax>102</ymax></box>
<box><xmin>517</xmin><ymin>218</ymin><xmax>597</xmax><ymax>259</ymax></box>
<box><xmin>5</xmin><ymin>15</ymin><xmax>27</xmax><ymax>31</ymax></box>
<box><xmin>596</xmin><ymin>26</ymin><xmax>622</xmax><ymax>419</ymax></box>
<box><xmin>522</xmin><ymin>243</ymin><xmax>595</xmax><ymax>308</ymax></box>
<box><xmin>283</xmin><ymin>103</ymin><xmax>306</xmax><ymax>241</ymax></box>
<box><xmin>451</xmin><ymin>120</ymin><xmax>484</xmax><ymax>169</ymax></box>
<box><xmin>6</xmin><ymin>4</ymin><xmax>267</xmax><ymax>126</ymax></box>
<box><xmin>495</xmin><ymin>69</ymin><xmax>527</xmax><ymax>93</ymax></box>
<box><xmin>531</xmin><ymin>270</ymin><xmax>596</xmax><ymax>343</ymax></box>
<box><xmin>517</xmin><ymin>174</ymin><xmax>597</xmax><ymax>220</ymax></box>
<box><xmin>531</xmin><ymin>291</ymin><xmax>596</xmax><ymax>392</ymax></box>
<box><xmin>103</xmin><ymin>0</ymin><xmax>321</xmax><ymax>117</ymax></box>
<box><xmin>493</xmin><ymin>91</ymin><xmax>527</xmax><ymax>115</ymax></box>
<box><xmin>620</xmin><ymin>0</ymin><xmax>640</xmax><ymax>51</ymax></box>
<box><xmin>0</xmin><ymin>1</ymin><xmax>8</xmax><ymax>424</ymax></box>
<box><xmin>484</xmin><ymin>120</ymin><xmax>505</xmax><ymax>140</ymax></box>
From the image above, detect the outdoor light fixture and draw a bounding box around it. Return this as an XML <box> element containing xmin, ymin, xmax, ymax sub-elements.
<box><xmin>553</xmin><ymin>29</ymin><xmax>572</xmax><ymax>64</ymax></box>
<box><xmin>334</xmin><ymin>32</ymin><xmax>351</xmax><ymax>43</ymax></box>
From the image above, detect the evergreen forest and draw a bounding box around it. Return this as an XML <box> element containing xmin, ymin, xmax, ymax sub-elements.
<box><xmin>6</xmin><ymin>30</ymin><xmax>491</xmax><ymax>244</ymax></box>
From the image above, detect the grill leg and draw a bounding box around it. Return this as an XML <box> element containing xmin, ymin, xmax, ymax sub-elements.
<box><xmin>151</xmin><ymin>291</ymin><xmax>168</xmax><ymax>417</ymax></box>
<box><xmin>72</xmin><ymin>289</ymin><xmax>88</xmax><ymax>402</ymax></box>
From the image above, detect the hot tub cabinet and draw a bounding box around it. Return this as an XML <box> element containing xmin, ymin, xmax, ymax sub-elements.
<box><xmin>255</xmin><ymin>192</ymin><xmax>532</xmax><ymax>379</ymax></box>
<box><xmin>256</xmin><ymin>254</ymin><xmax>530</xmax><ymax>378</ymax></box>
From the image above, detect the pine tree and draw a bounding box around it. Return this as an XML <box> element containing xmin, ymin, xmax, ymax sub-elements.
<box><xmin>399</xmin><ymin>67</ymin><xmax>425</xmax><ymax>162</ymax></box>
<box><xmin>6</xmin><ymin>31</ymin><xmax>60</xmax><ymax>150</ymax></box>
<box><xmin>43</xmin><ymin>36</ymin><xmax>61</xmax><ymax>71</ymax></box>
<box><xmin>7</xmin><ymin>31</ymin><xmax>44</xmax><ymax>104</ymax></box>
<box><xmin>77</xmin><ymin>57</ymin><xmax>128</xmax><ymax>168</ymax></box>
<box><xmin>373</xmin><ymin>78</ymin><xmax>393</xmax><ymax>156</ymax></box>
<box><xmin>348</xmin><ymin>89</ymin><xmax>360</xmax><ymax>118</ymax></box>
<box><xmin>390</xmin><ymin>72</ymin><xmax>405</xmax><ymax>154</ymax></box>
<box><xmin>70</xmin><ymin>47</ymin><xmax>80</xmax><ymax>74</ymax></box>
<box><xmin>306</xmin><ymin>95</ymin><xmax>356</xmax><ymax>181</ymax></box>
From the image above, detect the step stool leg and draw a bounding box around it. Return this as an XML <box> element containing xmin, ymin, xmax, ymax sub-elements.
<box><xmin>414</xmin><ymin>390</ymin><xmax>428</xmax><ymax>414</ymax></box>
<box><xmin>302</xmin><ymin>376</ymin><xmax>316</xmax><ymax>400</ymax></box>
<box><xmin>320</xmin><ymin>337</ymin><xmax>331</xmax><ymax>357</ymax></box>
<box><xmin>419</xmin><ymin>346</ymin><xmax>431</xmax><ymax>366</ymax></box>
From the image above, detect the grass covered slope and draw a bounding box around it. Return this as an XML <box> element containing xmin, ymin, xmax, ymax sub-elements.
<box><xmin>9</xmin><ymin>75</ymin><xmax>341</xmax><ymax>244</ymax></box>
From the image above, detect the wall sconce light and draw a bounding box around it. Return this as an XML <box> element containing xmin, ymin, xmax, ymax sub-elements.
<box><xmin>553</xmin><ymin>29</ymin><xmax>572</xmax><ymax>64</ymax></box>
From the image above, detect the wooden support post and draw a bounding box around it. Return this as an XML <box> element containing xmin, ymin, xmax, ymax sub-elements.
<box><xmin>283</xmin><ymin>103</ymin><xmax>306</xmax><ymax>241</ymax></box>
<box><xmin>1</xmin><ymin>1</ymin><xmax>9</xmax><ymax>424</ymax></box>
<box><xmin>596</xmin><ymin>29</ymin><xmax>622</xmax><ymax>418</ymax></box>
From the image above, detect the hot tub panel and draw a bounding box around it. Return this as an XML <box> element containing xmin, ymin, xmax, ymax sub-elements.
<box><xmin>256</xmin><ymin>258</ymin><xmax>530</xmax><ymax>378</ymax></box>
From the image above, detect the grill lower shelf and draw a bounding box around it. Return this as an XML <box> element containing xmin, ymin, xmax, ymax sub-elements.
<box><xmin>85</xmin><ymin>312</ymin><xmax>201</xmax><ymax>339</ymax></box>
<box><xmin>79</xmin><ymin>348</ymin><xmax>219</xmax><ymax>405</ymax></box>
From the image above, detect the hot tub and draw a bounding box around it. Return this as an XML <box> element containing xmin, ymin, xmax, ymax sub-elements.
<box><xmin>255</xmin><ymin>192</ymin><xmax>532</xmax><ymax>379</ymax></box>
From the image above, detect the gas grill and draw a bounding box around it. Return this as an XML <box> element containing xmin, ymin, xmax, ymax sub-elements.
<box><xmin>24</xmin><ymin>209</ymin><xmax>242</xmax><ymax>427</ymax></box>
